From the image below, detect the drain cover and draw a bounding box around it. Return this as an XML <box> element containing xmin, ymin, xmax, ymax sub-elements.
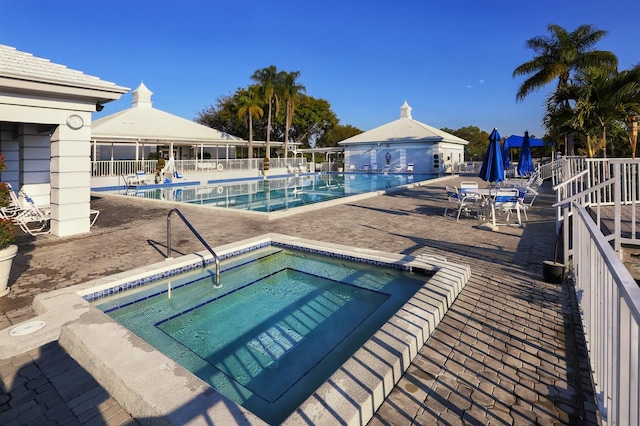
<box><xmin>9</xmin><ymin>320</ymin><xmax>46</xmax><ymax>336</ymax></box>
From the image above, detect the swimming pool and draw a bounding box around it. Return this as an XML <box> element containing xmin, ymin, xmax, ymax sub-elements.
<box><xmin>95</xmin><ymin>172</ymin><xmax>436</xmax><ymax>215</ymax></box>
<box><xmin>9</xmin><ymin>234</ymin><xmax>470</xmax><ymax>425</ymax></box>
<box><xmin>94</xmin><ymin>244</ymin><xmax>430</xmax><ymax>424</ymax></box>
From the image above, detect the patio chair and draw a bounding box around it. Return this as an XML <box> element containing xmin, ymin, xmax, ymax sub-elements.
<box><xmin>0</xmin><ymin>183</ymin><xmax>23</xmax><ymax>219</ymax></box>
<box><xmin>491</xmin><ymin>187</ymin><xmax>522</xmax><ymax>227</ymax></box>
<box><xmin>406</xmin><ymin>163</ymin><xmax>414</xmax><ymax>172</ymax></box>
<box><xmin>444</xmin><ymin>185</ymin><xmax>482</xmax><ymax>221</ymax></box>
<box><xmin>13</xmin><ymin>190</ymin><xmax>51</xmax><ymax>236</ymax></box>
<box><xmin>459</xmin><ymin>181</ymin><xmax>479</xmax><ymax>194</ymax></box>
<box><xmin>90</xmin><ymin>209</ymin><xmax>100</xmax><ymax>227</ymax></box>
<box><xmin>348</xmin><ymin>164</ymin><xmax>356</xmax><ymax>172</ymax></box>
<box><xmin>362</xmin><ymin>164</ymin><xmax>370</xmax><ymax>172</ymax></box>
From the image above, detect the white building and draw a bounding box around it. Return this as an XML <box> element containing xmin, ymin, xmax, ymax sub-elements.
<box><xmin>0</xmin><ymin>45</ymin><xmax>128</xmax><ymax>236</ymax></box>
<box><xmin>339</xmin><ymin>101</ymin><xmax>469</xmax><ymax>173</ymax></box>
<box><xmin>91</xmin><ymin>82</ymin><xmax>245</xmax><ymax>162</ymax></box>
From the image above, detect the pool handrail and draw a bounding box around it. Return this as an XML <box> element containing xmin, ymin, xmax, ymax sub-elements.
<box><xmin>166</xmin><ymin>208</ymin><xmax>221</xmax><ymax>288</ymax></box>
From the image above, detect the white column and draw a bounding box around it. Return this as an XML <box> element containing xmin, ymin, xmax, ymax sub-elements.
<box><xmin>19</xmin><ymin>124</ymin><xmax>51</xmax><ymax>205</ymax></box>
<box><xmin>50</xmin><ymin>119</ymin><xmax>92</xmax><ymax>236</ymax></box>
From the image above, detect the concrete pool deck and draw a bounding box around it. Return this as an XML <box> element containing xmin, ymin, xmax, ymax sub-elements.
<box><xmin>0</xmin><ymin>175</ymin><xmax>599</xmax><ymax>425</ymax></box>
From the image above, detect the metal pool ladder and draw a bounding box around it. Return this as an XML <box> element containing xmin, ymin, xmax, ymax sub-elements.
<box><xmin>166</xmin><ymin>208</ymin><xmax>221</xmax><ymax>288</ymax></box>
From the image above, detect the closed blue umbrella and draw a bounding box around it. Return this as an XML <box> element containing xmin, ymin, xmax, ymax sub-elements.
<box><xmin>502</xmin><ymin>138</ymin><xmax>511</xmax><ymax>172</ymax></box>
<box><xmin>479</xmin><ymin>128</ymin><xmax>504</xmax><ymax>186</ymax></box>
<box><xmin>517</xmin><ymin>130</ymin><xmax>534</xmax><ymax>176</ymax></box>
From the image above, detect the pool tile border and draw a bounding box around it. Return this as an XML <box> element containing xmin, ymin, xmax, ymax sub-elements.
<box><xmin>82</xmin><ymin>240</ymin><xmax>412</xmax><ymax>303</ymax></box>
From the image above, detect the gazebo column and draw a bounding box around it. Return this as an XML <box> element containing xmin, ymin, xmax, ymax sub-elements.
<box><xmin>50</xmin><ymin>121</ymin><xmax>92</xmax><ymax>236</ymax></box>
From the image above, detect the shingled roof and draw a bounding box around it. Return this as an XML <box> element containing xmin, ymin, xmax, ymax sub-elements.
<box><xmin>0</xmin><ymin>44</ymin><xmax>128</xmax><ymax>99</ymax></box>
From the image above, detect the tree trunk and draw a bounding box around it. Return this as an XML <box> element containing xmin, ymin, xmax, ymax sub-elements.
<box><xmin>248</xmin><ymin>114</ymin><xmax>253</xmax><ymax>159</ymax></box>
<box><xmin>266</xmin><ymin>101</ymin><xmax>272</xmax><ymax>159</ymax></box>
<box><xmin>629</xmin><ymin>115</ymin><xmax>638</xmax><ymax>159</ymax></box>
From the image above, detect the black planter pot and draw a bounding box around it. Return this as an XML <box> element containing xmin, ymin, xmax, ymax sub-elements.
<box><xmin>543</xmin><ymin>260</ymin><xmax>565</xmax><ymax>284</ymax></box>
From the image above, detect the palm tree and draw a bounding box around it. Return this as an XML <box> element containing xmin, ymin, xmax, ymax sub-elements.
<box><xmin>251</xmin><ymin>65</ymin><xmax>280</xmax><ymax>159</ymax></box>
<box><xmin>513</xmin><ymin>24</ymin><xmax>618</xmax><ymax>154</ymax></box>
<box><xmin>236</xmin><ymin>86</ymin><xmax>264</xmax><ymax>159</ymax></box>
<box><xmin>279</xmin><ymin>70</ymin><xmax>306</xmax><ymax>159</ymax></box>
<box><xmin>551</xmin><ymin>66</ymin><xmax>640</xmax><ymax>157</ymax></box>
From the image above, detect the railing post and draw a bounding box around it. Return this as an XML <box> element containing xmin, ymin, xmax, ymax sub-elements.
<box><xmin>613</xmin><ymin>162</ymin><xmax>622</xmax><ymax>253</ymax></box>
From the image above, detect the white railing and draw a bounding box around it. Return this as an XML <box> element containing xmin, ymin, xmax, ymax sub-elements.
<box><xmin>571</xmin><ymin>203</ymin><xmax>640</xmax><ymax>426</ymax></box>
<box><xmin>553</xmin><ymin>156</ymin><xmax>640</xmax><ymax>425</ymax></box>
<box><xmin>554</xmin><ymin>158</ymin><xmax>640</xmax><ymax>257</ymax></box>
<box><xmin>91</xmin><ymin>158</ymin><xmax>309</xmax><ymax>176</ymax></box>
<box><xmin>92</xmin><ymin>160</ymin><xmax>158</xmax><ymax>177</ymax></box>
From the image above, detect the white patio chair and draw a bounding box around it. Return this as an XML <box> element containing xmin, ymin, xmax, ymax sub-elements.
<box><xmin>444</xmin><ymin>185</ymin><xmax>482</xmax><ymax>221</ymax></box>
<box><xmin>406</xmin><ymin>163</ymin><xmax>414</xmax><ymax>172</ymax></box>
<box><xmin>491</xmin><ymin>188</ymin><xmax>522</xmax><ymax>227</ymax></box>
<box><xmin>459</xmin><ymin>181</ymin><xmax>479</xmax><ymax>194</ymax></box>
<box><xmin>0</xmin><ymin>183</ymin><xmax>23</xmax><ymax>219</ymax></box>
<box><xmin>13</xmin><ymin>191</ymin><xmax>51</xmax><ymax>236</ymax></box>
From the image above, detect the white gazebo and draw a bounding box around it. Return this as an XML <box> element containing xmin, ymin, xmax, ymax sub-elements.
<box><xmin>0</xmin><ymin>44</ymin><xmax>128</xmax><ymax>236</ymax></box>
<box><xmin>339</xmin><ymin>101</ymin><xmax>469</xmax><ymax>173</ymax></box>
<box><xmin>91</xmin><ymin>82</ymin><xmax>245</xmax><ymax>162</ymax></box>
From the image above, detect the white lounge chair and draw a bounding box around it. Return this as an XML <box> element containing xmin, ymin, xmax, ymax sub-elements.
<box><xmin>0</xmin><ymin>183</ymin><xmax>23</xmax><ymax>219</ymax></box>
<box><xmin>13</xmin><ymin>190</ymin><xmax>50</xmax><ymax>236</ymax></box>
<box><xmin>406</xmin><ymin>163</ymin><xmax>414</xmax><ymax>172</ymax></box>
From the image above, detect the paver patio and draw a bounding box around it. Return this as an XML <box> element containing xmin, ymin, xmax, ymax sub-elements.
<box><xmin>0</xmin><ymin>176</ymin><xmax>599</xmax><ymax>425</ymax></box>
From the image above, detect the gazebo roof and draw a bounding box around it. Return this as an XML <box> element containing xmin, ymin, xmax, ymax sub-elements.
<box><xmin>339</xmin><ymin>101</ymin><xmax>468</xmax><ymax>146</ymax></box>
<box><xmin>91</xmin><ymin>82</ymin><xmax>245</xmax><ymax>145</ymax></box>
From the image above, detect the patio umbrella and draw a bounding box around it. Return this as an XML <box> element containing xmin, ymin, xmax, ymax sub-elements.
<box><xmin>479</xmin><ymin>128</ymin><xmax>504</xmax><ymax>187</ymax></box>
<box><xmin>517</xmin><ymin>130</ymin><xmax>534</xmax><ymax>176</ymax></box>
<box><xmin>476</xmin><ymin>128</ymin><xmax>504</xmax><ymax>231</ymax></box>
<box><xmin>502</xmin><ymin>138</ymin><xmax>511</xmax><ymax>172</ymax></box>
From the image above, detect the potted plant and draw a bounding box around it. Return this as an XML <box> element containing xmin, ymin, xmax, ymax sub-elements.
<box><xmin>155</xmin><ymin>157</ymin><xmax>166</xmax><ymax>184</ymax></box>
<box><xmin>0</xmin><ymin>154</ymin><xmax>17</xmax><ymax>297</ymax></box>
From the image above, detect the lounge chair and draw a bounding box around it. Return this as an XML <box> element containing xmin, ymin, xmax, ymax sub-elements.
<box><xmin>90</xmin><ymin>209</ymin><xmax>100</xmax><ymax>227</ymax></box>
<box><xmin>0</xmin><ymin>183</ymin><xmax>23</xmax><ymax>219</ymax></box>
<box><xmin>406</xmin><ymin>163</ymin><xmax>414</xmax><ymax>172</ymax></box>
<box><xmin>13</xmin><ymin>190</ymin><xmax>50</xmax><ymax>236</ymax></box>
<box><xmin>348</xmin><ymin>164</ymin><xmax>356</xmax><ymax>172</ymax></box>
<box><xmin>173</xmin><ymin>170</ymin><xmax>184</xmax><ymax>180</ymax></box>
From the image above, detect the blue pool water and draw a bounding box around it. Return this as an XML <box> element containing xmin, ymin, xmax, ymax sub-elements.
<box><xmin>94</xmin><ymin>245</ymin><xmax>432</xmax><ymax>424</ymax></box>
<box><xmin>99</xmin><ymin>172</ymin><xmax>436</xmax><ymax>213</ymax></box>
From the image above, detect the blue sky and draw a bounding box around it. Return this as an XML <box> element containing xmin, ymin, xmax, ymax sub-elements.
<box><xmin>1</xmin><ymin>0</ymin><xmax>637</xmax><ymax>141</ymax></box>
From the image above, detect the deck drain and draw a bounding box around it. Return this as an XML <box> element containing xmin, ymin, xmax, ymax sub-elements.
<box><xmin>9</xmin><ymin>320</ymin><xmax>46</xmax><ymax>336</ymax></box>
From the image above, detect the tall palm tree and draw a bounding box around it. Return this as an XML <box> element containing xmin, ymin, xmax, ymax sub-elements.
<box><xmin>551</xmin><ymin>66</ymin><xmax>640</xmax><ymax>157</ymax></box>
<box><xmin>236</xmin><ymin>86</ymin><xmax>264</xmax><ymax>159</ymax></box>
<box><xmin>513</xmin><ymin>24</ymin><xmax>618</xmax><ymax>154</ymax></box>
<box><xmin>251</xmin><ymin>65</ymin><xmax>280</xmax><ymax>159</ymax></box>
<box><xmin>279</xmin><ymin>70</ymin><xmax>306</xmax><ymax>159</ymax></box>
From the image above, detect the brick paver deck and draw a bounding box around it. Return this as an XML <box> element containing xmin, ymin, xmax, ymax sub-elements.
<box><xmin>0</xmin><ymin>176</ymin><xmax>598</xmax><ymax>425</ymax></box>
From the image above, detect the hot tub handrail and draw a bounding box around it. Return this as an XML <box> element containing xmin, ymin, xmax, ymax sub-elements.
<box><xmin>167</xmin><ymin>208</ymin><xmax>221</xmax><ymax>288</ymax></box>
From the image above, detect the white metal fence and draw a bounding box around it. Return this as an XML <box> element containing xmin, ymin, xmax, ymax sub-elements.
<box><xmin>571</xmin><ymin>203</ymin><xmax>640</xmax><ymax>426</ymax></box>
<box><xmin>553</xmin><ymin>156</ymin><xmax>640</xmax><ymax>426</ymax></box>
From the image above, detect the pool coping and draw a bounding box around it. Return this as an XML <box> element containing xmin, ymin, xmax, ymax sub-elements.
<box><xmin>0</xmin><ymin>233</ymin><xmax>470</xmax><ymax>425</ymax></box>
<box><xmin>91</xmin><ymin>174</ymin><xmax>453</xmax><ymax>221</ymax></box>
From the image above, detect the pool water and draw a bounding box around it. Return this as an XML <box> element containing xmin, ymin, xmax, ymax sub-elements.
<box><xmin>103</xmin><ymin>172</ymin><xmax>435</xmax><ymax>212</ymax></box>
<box><xmin>94</xmin><ymin>245</ymin><xmax>431</xmax><ymax>424</ymax></box>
